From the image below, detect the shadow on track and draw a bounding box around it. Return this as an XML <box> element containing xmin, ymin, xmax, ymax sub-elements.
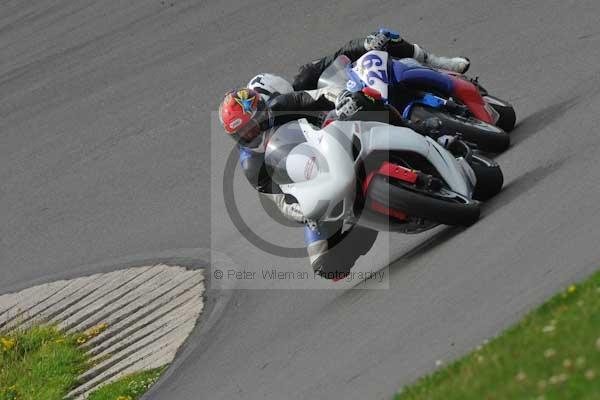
<box><xmin>327</xmin><ymin>156</ymin><xmax>568</xmax><ymax>304</ymax></box>
<box><xmin>510</xmin><ymin>96</ymin><xmax>582</xmax><ymax>146</ymax></box>
<box><xmin>483</xmin><ymin>157</ymin><xmax>567</xmax><ymax>216</ymax></box>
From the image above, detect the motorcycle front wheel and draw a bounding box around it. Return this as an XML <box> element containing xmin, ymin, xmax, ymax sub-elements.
<box><xmin>469</xmin><ymin>154</ymin><xmax>504</xmax><ymax>201</ymax></box>
<box><xmin>366</xmin><ymin>175</ymin><xmax>481</xmax><ymax>227</ymax></box>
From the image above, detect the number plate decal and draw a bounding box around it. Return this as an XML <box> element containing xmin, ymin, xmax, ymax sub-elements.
<box><xmin>351</xmin><ymin>50</ymin><xmax>389</xmax><ymax>101</ymax></box>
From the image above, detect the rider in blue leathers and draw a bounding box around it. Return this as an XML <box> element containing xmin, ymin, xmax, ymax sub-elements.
<box><xmin>293</xmin><ymin>28</ymin><xmax>470</xmax><ymax>91</ymax></box>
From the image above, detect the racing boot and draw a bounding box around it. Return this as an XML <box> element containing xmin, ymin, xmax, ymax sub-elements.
<box><xmin>413</xmin><ymin>44</ymin><xmax>470</xmax><ymax>73</ymax></box>
<box><xmin>306</xmin><ymin>221</ymin><xmax>351</xmax><ymax>281</ymax></box>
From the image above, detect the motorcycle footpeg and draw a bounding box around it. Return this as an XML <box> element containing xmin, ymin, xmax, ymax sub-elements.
<box><xmin>415</xmin><ymin>173</ymin><xmax>443</xmax><ymax>191</ymax></box>
<box><xmin>445</xmin><ymin>99</ymin><xmax>469</xmax><ymax>116</ymax></box>
<box><xmin>447</xmin><ymin>139</ymin><xmax>472</xmax><ymax>160</ymax></box>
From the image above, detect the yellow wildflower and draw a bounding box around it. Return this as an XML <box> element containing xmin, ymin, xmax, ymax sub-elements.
<box><xmin>76</xmin><ymin>336</ymin><xmax>87</xmax><ymax>345</ymax></box>
<box><xmin>116</xmin><ymin>396</ymin><xmax>132</xmax><ymax>400</ymax></box>
<box><xmin>1</xmin><ymin>337</ymin><xmax>16</xmax><ymax>351</ymax></box>
<box><xmin>85</xmin><ymin>322</ymin><xmax>109</xmax><ymax>338</ymax></box>
<box><xmin>567</xmin><ymin>284</ymin><xmax>576</xmax><ymax>294</ymax></box>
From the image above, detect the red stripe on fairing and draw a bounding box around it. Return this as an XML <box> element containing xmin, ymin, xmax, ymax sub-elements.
<box><xmin>362</xmin><ymin>162</ymin><xmax>418</xmax><ymax>196</ymax></box>
<box><xmin>449</xmin><ymin>75</ymin><xmax>493</xmax><ymax>123</ymax></box>
<box><xmin>361</xmin><ymin>162</ymin><xmax>417</xmax><ymax>221</ymax></box>
<box><xmin>378</xmin><ymin>161</ymin><xmax>418</xmax><ymax>183</ymax></box>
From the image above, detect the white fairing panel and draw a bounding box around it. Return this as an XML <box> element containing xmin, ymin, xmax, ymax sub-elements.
<box><xmin>280</xmin><ymin>120</ymin><xmax>356</xmax><ymax>221</ymax></box>
<box><xmin>285</xmin><ymin>143</ymin><xmax>320</xmax><ymax>182</ymax></box>
<box><xmin>363</xmin><ymin>124</ymin><xmax>473</xmax><ymax>196</ymax></box>
<box><xmin>279</xmin><ymin>119</ymin><xmax>474</xmax><ymax>222</ymax></box>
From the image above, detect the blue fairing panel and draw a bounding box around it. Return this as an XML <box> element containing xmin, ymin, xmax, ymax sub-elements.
<box><xmin>391</xmin><ymin>59</ymin><xmax>454</xmax><ymax>94</ymax></box>
<box><xmin>402</xmin><ymin>94</ymin><xmax>447</xmax><ymax>119</ymax></box>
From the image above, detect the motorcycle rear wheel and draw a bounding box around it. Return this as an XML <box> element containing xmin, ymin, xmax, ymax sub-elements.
<box><xmin>483</xmin><ymin>95</ymin><xmax>517</xmax><ymax>132</ymax></box>
<box><xmin>410</xmin><ymin>105</ymin><xmax>510</xmax><ymax>153</ymax></box>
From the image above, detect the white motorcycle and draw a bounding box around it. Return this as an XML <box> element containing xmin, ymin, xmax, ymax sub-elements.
<box><xmin>264</xmin><ymin>118</ymin><xmax>502</xmax><ymax>232</ymax></box>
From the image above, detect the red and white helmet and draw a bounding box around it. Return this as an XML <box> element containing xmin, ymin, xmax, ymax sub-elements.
<box><xmin>219</xmin><ymin>88</ymin><xmax>273</xmax><ymax>149</ymax></box>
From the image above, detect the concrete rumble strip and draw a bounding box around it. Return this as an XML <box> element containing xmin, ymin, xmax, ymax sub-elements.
<box><xmin>0</xmin><ymin>264</ymin><xmax>205</xmax><ymax>399</ymax></box>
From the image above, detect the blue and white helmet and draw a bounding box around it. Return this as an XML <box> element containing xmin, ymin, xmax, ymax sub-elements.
<box><xmin>247</xmin><ymin>73</ymin><xmax>293</xmax><ymax>101</ymax></box>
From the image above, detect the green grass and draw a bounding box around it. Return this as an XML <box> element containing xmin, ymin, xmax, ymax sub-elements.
<box><xmin>395</xmin><ymin>270</ymin><xmax>600</xmax><ymax>400</ymax></box>
<box><xmin>0</xmin><ymin>326</ymin><xmax>87</xmax><ymax>400</ymax></box>
<box><xmin>0</xmin><ymin>325</ymin><xmax>165</xmax><ymax>400</ymax></box>
<box><xmin>87</xmin><ymin>367</ymin><xmax>165</xmax><ymax>400</ymax></box>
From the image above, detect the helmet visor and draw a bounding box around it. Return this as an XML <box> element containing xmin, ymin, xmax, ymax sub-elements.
<box><xmin>236</xmin><ymin>118</ymin><xmax>262</xmax><ymax>146</ymax></box>
<box><xmin>232</xmin><ymin>108</ymin><xmax>272</xmax><ymax>148</ymax></box>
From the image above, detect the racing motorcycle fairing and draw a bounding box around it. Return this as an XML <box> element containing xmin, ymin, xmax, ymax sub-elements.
<box><xmin>448</xmin><ymin>74</ymin><xmax>494</xmax><ymax>123</ymax></box>
<box><xmin>267</xmin><ymin>119</ymin><xmax>356</xmax><ymax>221</ymax></box>
<box><xmin>347</xmin><ymin>50</ymin><xmax>390</xmax><ymax>101</ymax></box>
<box><xmin>267</xmin><ymin>119</ymin><xmax>476</xmax><ymax>223</ymax></box>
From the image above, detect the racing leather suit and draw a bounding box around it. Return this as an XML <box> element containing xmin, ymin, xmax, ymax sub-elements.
<box><xmin>293</xmin><ymin>30</ymin><xmax>469</xmax><ymax>91</ymax></box>
<box><xmin>239</xmin><ymin>90</ymin><xmax>380</xmax><ymax>280</ymax></box>
<box><xmin>239</xmin><ymin>86</ymin><xmax>442</xmax><ymax>279</ymax></box>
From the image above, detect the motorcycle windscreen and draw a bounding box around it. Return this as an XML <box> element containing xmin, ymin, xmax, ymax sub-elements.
<box><xmin>265</xmin><ymin>121</ymin><xmax>323</xmax><ymax>185</ymax></box>
<box><xmin>317</xmin><ymin>55</ymin><xmax>351</xmax><ymax>89</ymax></box>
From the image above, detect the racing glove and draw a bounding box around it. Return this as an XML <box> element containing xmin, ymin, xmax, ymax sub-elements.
<box><xmin>335</xmin><ymin>90</ymin><xmax>382</xmax><ymax>120</ymax></box>
<box><xmin>364</xmin><ymin>32</ymin><xmax>390</xmax><ymax>51</ymax></box>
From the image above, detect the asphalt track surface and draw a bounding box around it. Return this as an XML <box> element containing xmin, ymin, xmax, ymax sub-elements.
<box><xmin>2</xmin><ymin>1</ymin><xmax>600</xmax><ymax>399</ymax></box>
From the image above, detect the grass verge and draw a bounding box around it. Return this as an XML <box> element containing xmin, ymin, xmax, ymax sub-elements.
<box><xmin>395</xmin><ymin>270</ymin><xmax>600</xmax><ymax>400</ymax></box>
<box><xmin>0</xmin><ymin>325</ymin><xmax>165</xmax><ymax>400</ymax></box>
<box><xmin>0</xmin><ymin>326</ymin><xmax>86</xmax><ymax>400</ymax></box>
<box><xmin>87</xmin><ymin>368</ymin><xmax>165</xmax><ymax>400</ymax></box>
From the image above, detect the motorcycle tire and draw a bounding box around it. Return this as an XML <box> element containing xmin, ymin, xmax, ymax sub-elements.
<box><xmin>483</xmin><ymin>95</ymin><xmax>517</xmax><ymax>132</ymax></box>
<box><xmin>469</xmin><ymin>154</ymin><xmax>504</xmax><ymax>201</ymax></box>
<box><xmin>366</xmin><ymin>174</ymin><xmax>481</xmax><ymax>227</ymax></box>
<box><xmin>410</xmin><ymin>104</ymin><xmax>510</xmax><ymax>153</ymax></box>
